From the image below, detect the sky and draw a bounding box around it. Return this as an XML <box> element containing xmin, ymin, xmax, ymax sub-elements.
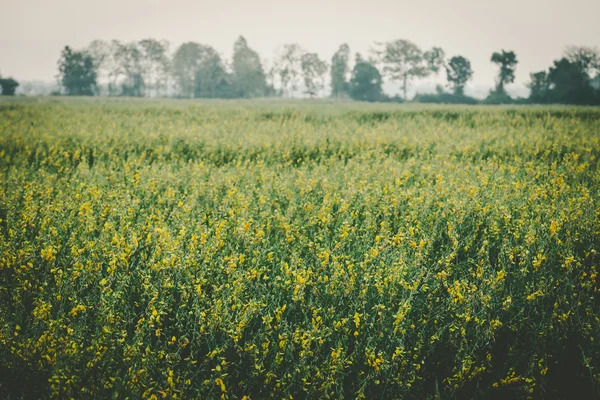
<box><xmin>1</xmin><ymin>0</ymin><xmax>599</xmax><ymax>96</ymax></box>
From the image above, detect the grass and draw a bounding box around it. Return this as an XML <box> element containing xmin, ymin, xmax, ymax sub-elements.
<box><xmin>1</xmin><ymin>98</ymin><xmax>599</xmax><ymax>399</ymax></box>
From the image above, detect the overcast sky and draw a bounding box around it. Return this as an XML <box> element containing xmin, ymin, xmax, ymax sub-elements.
<box><xmin>2</xmin><ymin>0</ymin><xmax>599</xmax><ymax>94</ymax></box>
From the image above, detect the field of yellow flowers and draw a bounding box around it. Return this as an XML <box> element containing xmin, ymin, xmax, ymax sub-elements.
<box><xmin>1</xmin><ymin>98</ymin><xmax>599</xmax><ymax>399</ymax></box>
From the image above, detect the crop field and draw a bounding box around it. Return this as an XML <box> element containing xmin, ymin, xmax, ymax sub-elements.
<box><xmin>1</xmin><ymin>98</ymin><xmax>599</xmax><ymax>399</ymax></box>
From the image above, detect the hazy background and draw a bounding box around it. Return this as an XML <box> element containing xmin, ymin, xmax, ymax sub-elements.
<box><xmin>2</xmin><ymin>0</ymin><xmax>599</xmax><ymax>97</ymax></box>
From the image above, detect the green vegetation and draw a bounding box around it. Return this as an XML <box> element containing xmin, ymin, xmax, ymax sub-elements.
<box><xmin>50</xmin><ymin>38</ymin><xmax>600</xmax><ymax>104</ymax></box>
<box><xmin>0</xmin><ymin>77</ymin><xmax>19</xmax><ymax>96</ymax></box>
<box><xmin>1</xmin><ymin>98</ymin><xmax>599</xmax><ymax>399</ymax></box>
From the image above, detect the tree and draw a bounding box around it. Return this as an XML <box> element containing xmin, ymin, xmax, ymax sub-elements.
<box><xmin>592</xmin><ymin>75</ymin><xmax>600</xmax><ymax>91</ymax></box>
<box><xmin>114</xmin><ymin>42</ymin><xmax>145</xmax><ymax>97</ymax></box>
<box><xmin>565</xmin><ymin>46</ymin><xmax>600</xmax><ymax>77</ymax></box>
<box><xmin>531</xmin><ymin>47</ymin><xmax>600</xmax><ymax>105</ymax></box>
<box><xmin>272</xmin><ymin>44</ymin><xmax>304</xmax><ymax>97</ymax></box>
<box><xmin>375</xmin><ymin>39</ymin><xmax>443</xmax><ymax>100</ymax></box>
<box><xmin>446</xmin><ymin>56</ymin><xmax>473</xmax><ymax>95</ymax></box>
<box><xmin>301</xmin><ymin>53</ymin><xmax>328</xmax><ymax>98</ymax></box>
<box><xmin>195</xmin><ymin>51</ymin><xmax>232</xmax><ymax>98</ymax></box>
<box><xmin>262</xmin><ymin>58</ymin><xmax>278</xmax><ymax>96</ymax></box>
<box><xmin>547</xmin><ymin>58</ymin><xmax>597</xmax><ymax>104</ymax></box>
<box><xmin>491</xmin><ymin>50</ymin><xmax>518</xmax><ymax>93</ymax></box>
<box><xmin>232</xmin><ymin>36</ymin><xmax>267</xmax><ymax>98</ymax></box>
<box><xmin>104</xmin><ymin>40</ymin><xmax>125</xmax><ymax>96</ymax></box>
<box><xmin>0</xmin><ymin>77</ymin><xmax>19</xmax><ymax>95</ymax></box>
<box><xmin>87</xmin><ymin>39</ymin><xmax>171</xmax><ymax>97</ymax></box>
<box><xmin>57</xmin><ymin>46</ymin><xmax>97</xmax><ymax>96</ymax></box>
<box><xmin>172</xmin><ymin>42</ymin><xmax>213</xmax><ymax>98</ymax></box>
<box><xmin>139</xmin><ymin>39</ymin><xmax>170</xmax><ymax>97</ymax></box>
<box><xmin>86</xmin><ymin>40</ymin><xmax>111</xmax><ymax>95</ymax></box>
<box><xmin>330</xmin><ymin>44</ymin><xmax>350</xmax><ymax>97</ymax></box>
<box><xmin>424</xmin><ymin>47</ymin><xmax>446</xmax><ymax>75</ymax></box>
<box><xmin>349</xmin><ymin>54</ymin><xmax>383</xmax><ymax>102</ymax></box>
<box><xmin>527</xmin><ymin>71</ymin><xmax>549</xmax><ymax>103</ymax></box>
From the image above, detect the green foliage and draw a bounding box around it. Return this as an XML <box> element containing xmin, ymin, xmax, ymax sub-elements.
<box><xmin>330</xmin><ymin>44</ymin><xmax>351</xmax><ymax>98</ymax></box>
<box><xmin>414</xmin><ymin>92</ymin><xmax>478</xmax><ymax>104</ymax></box>
<box><xmin>446</xmin><ymin>56</ymin><xmax>473</xmax><ymax>95</ymax></box>
<box><xmin>349</xmin><ymin>60</ymin><xmax>384</xmax><ymax>102</ymax></box>
<box><xmin>301</xmin><ymin>53</ymin><xmax>328</xmax><ymax>97</ymax></box>
<box><xmin>57</xmin><ymin>46</ymin><xmax>97</xmax><ymax>96</ymax></box>
<box><xmin>113</xmin><ymin>42</ymin><xmax>145</xmax><ymax>97</ymax></box>
<box><xmin>377</xmin><ymin>39</ymin><xmax>425</xmax><ymax>100</ymax></box>
<box><xmin>547</xmin><ymin>58</ymin><xmax>598</xmax><ymax>105</ymax></box>
<box><xmin>232</xmin><ymin>36</ymin><xmax>268</xmax><ymax>98</ymax></box>
<box><xmin>376</xmin><ymin>39</ymin><xmax>444</xmax><ymax>100</ymax></box>
<box><xmin>491</xmin><ymin>50</ymin><xmax>518</xmax><ymax>93</ymax></box>
<box><xmin>526</xmin><ymin>52</ymin><xmax>600</xmax><ymax>106</ymax></box>
<box><xmin>272</xmin><ymin>44</ymin><xmax>304</xmax><ymax>97</ymax></box>
<box><xmin>593</xmin><ymin>75</ymin><xmax>600</xmax><ymax>90</ymax></box>
<box><xmin>171</xmin><ymin>42</ymin><xmax>216</xmax><ymax>98</ymax></box>
<box><xmin>483</xmin><ymin>90</ymin><xmax>516</xmax><ymax>105</ymax></box>
<box><xmin>0</xmin><ymin>77</ymin><xmax>19</xmax><ymax>95</ymax></box>
<box><xmin>50</xmin><ymin>38</ymin><xmax>600</xmax><ymax>104</ymax></box>
<box><xmin>1</xmin><ymin>99</ymin><xmax>599</xmax><ymax>398</ymax></box>
<box><xmin>195</xmin><ymin>52</ymin><xmax>232</xmax><ymax>99</ymax></box>
<box><xmin>527</xmin><ymin>71</ymin><xmax>549</xmax><ymax>103</ymax></box>
<box><xmin>423</xmin><ymin>47</ymin><xmax>445</xmax><ymax>75</ymax></box>
<box><xmin>565</xmin><ymin>46</ymin><xmax>600</xmax><ymax>76</ymax></box>
<box><xmin>138</xmin><ymin>39</ymin><xmax>171</xmax><ymax>97</ymax></box>
<box><xmin>121</xmin><ymin>72</ymin><xmax>145</xmax><ymax>97</ymax></box>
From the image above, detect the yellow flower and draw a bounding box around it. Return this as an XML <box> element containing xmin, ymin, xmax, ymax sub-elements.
<box><xmin>353</xmin><ymin>312</ymin><xmax>361</xmax><ymax>329</ymax></box>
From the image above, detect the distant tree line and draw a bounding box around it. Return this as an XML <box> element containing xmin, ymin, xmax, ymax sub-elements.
<box><xmin>3</xmin><ymin>37</ymin><xmax>600</xmax><ymax>104</ymax></box>
<box><xmin>527</xmin><ymin>47</ymin><xmax>600</xmax><ymax>105</ymax></box>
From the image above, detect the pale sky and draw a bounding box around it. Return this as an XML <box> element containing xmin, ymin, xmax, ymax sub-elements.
<box><xmin>1</xmin><ymin>0</ymin><xmax>599</xmax><ymax>95</ymax></box>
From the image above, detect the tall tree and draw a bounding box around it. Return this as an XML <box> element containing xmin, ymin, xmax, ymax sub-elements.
<box><xmin>565</xmin><ymin>46</ymin><xmax>600</xmax><ymax>77</ymax></box>
<box><xmin>491</xmin><ymin>50</ymin><xmax>518</xmax><ymax>93</ymax></box>
<box><xmin>446</xmin><ymin>56</ymin><xmax>473</xmax><ymax>95</ymax></box>
<box><xmin>527</xmin><ymin>71</ymin><xmax>549</xmax><ymax>103</ymax></box>
<box><xmin>547</xmin><ymin>58</ymin><xmax>597</xmax><ymax>104</ymax></box>
<box><xmin>375</xmin><ymin>39</ymin><xmax>442</xmax><ymax>100</ymax></box>
<box><xmin>301</xmin><ymin>53</ymin><xmax>328</xmax><ymax>98</ymax></box>
<box><xmin>86</xmin><ymin>40</ymin><xmax>111</xmax><ymax>95</ymax></box>
<box><xmin>105</xmin><ymin>40</ymin><xmax>124</xmax><ymax>96</ymax></box>
<box><xmin>525</xmin><ymin>47</ymin><xmax>600</xmax><ymax>105</ymax></box>
<box><xmin>330</xmin><ymin>44</ymin><xmax>350</xmax><ymax>97</ymax></box>
<box><xmin>57</xmin><ymin>46</ymin><xmax>97</xmax><ymax>96</ymax></box>
<box><xmin>139</xmin><ymin>39</ymin><xmax>170</xmax><ymax>97</ymax></box>
<box><xmin>424</xmin><ymin>47</ymin><xmax>446</xmax><ymax>75</ymax></box>
<box><xmin>272</xmin><ymin>44</ymin><xmax>304</xmax><ymax>97</ymax></box>
<box><xmin>172</xmin><ymin>42</ymin><xmax>212</xmax><ymax>98</ymax></box>
<box><xmin>232</xmin><ymin>36</ymin><xmax>267</xmax><ymax>98</ymax></box>
<box><xmin>349</xmin><ymin>54</ymin><xmax>383</xmax><ymax>102</ymax></box>
<box><xmin>262</xmin><ymin>57</ymin><xmax>277</xmax><ymax>96</ymax></box>
<box><xmin>114</xmin><ymin>42</ymin><xmax>145</xmax><ymax>97</ymax></box>
<box><xmin>195</xmin><ymin>50</ymin><xmax>232</xmax><ymax>98</ymax></box>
